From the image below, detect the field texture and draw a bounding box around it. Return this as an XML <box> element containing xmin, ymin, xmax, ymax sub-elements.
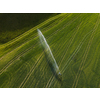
<box><xmin>0</xmin><ymin>13</ymin><xmax>100</xmax><ymax>88</ymax></box>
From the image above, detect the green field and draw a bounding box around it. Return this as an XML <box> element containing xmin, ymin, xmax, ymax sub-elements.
<box><xmin>0</xmin><ymin>13</ymin><xmax>100</xmax><ymax>88</ymax></box>
<box><xmin>0</xmin><ymin>13</ymin><xmax>58</xmax><ymax>44</ymax></box>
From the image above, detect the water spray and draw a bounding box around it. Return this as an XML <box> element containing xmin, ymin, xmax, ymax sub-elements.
<box><xmin>37</xmin><ymin>29</ymin><xmax>62</xmax><ymax>81</ymax></box>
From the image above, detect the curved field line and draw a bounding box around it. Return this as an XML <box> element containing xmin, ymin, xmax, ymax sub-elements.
<box><xmin>0</xmin><ymin>33</ymin><xmax>37</xmax><ymax>61</ymax></box>
<box><xmin>45</xmin><ymin>75</ymin><xmax>54</xmax><ymax>88</ymax></box>
<box><xmin>59</xmin><ymin>22</ymin><xmax>82</xmax><ymax>68</ymax></box>
<box><xmin>1</xmin><ymin>14</ymin><xmax>66</xmax><ymax>48</ymax></box>
<box><xmin>45</xmin><ymin>34</ymin><xmax>70</xmax><ymax>88</ymax></box>
<box><xmin>18</xmin><ymin>21</ymin><xmax>75</xmax><ymax>87</ymax></box>
<box><xmin>54</xmin><ymin>14</ymin><xmax>82</xmax><ymax>64</ymax></box>
<box><xmin>9</xmin><ymin>61</ymin><xmax>31</xmax><ymax>87</ymax></box>
<box><xmin>0</xmin><ymin>44</ymin><xmax>36</xmax><ymax>75</ymax></box>
<box><xmin>0</xmin><ymin>72</ymin><xmax>11</xmax><ymax>88</ymax></box>
<box><xmin>45</xmin><ymin>35</ymin><xmax>69</xmax><ymax>88</ymax></box>
<box><xmin>45</xmin><ymin>37</ymin><xmax>69</xmax><ymax>88</ymax></box>
<box><xmin>41</xmin><ymin>14</ymin><xmax>70</xmax><ymax>32</ymax></box>
<box><xmin>52</xmin><ymin>26</ymin><xmax>77</xmax><ymax>64</ymax></box>
<box><xmin>61</xmin><ymin>29</ymin><xmax>93</xmax><ymax>74</ymax></box>
<box><xmin>45</xmin><ymin>33</ymin><xmax>71</xmax><ymax>88</ymax></box>
<box><xmin>74</xmin><ymin>14</ymin><xmax>100</xmax><ymax>88</ymax></box>
<box><xmin>17</xmin><ymin>14</ymin><xmax>81</xmax><ymax>88</ymax></box>
<box><xmin>35</xmin><ymin>63</ymin><xmax>48</xmax><ymax>88</ymax></box>
<box><xmin>54</xmin><ymin>23</ymin><xmax>81</xmax><ymax>66</ymax></box>
<box><xmin>46</xmin><ymin>16</ymin><xmax>82</xmax><ymax>88</ymax></box>
<box><xmin>52</xmin><ymin>22</ymin><xmax>83</xmax><ymax>87</ymax></box>
<box><xmin>0</xmin><ymin>14</ymin><xmax>78</xmax><ymax>88</ymax></box>
<box><xmin>0</xmin><ymin>23</ymin><xmax>63</xmax><ymax>74</ymax></box>
<box><xmin>19</xmin><ymin>52</ymin><xmax>44</xmax><ymax>88</ymax></box>
<box><xmin>0</xmin><ymin>14</ymin><xmax>78</xmax><ymax>74</ymax></box>
<box><xmin>0</xmin><ymin>13</ymin><xmax>79</xmax><ymax>62</ymax></box>
<box><xmin>46</xmin><ymin>22</ymin><xmax>82</xmax><ymax>88</ymax></box>
<box><xmin>74</xmin><ymin>19</ymin><xmax>100</xmax><ymax>88</ymax></box>
<box><xmin>48</xmin><ymin>77</ymin><xmax>55</xmax><ymax>88</ymax></box>
<box><xmin>0</xmin><ymin>16</ymin><xmax>64</xmax><ymax>61</ymax></box>
<box><xmin>72</xmin><ymin>14</ymin><xmax>100</xmax><ymax>88</ymax></box>
<box><xmin>45</xmin><ymin>14</ymin><xmax>82</xmax><ymax>88</ymax></box>
<box><xmin>0</xmin><ymin>14</ymin><xmax>68</xmax><ymax>60</ymax></box>
<box><xmin>19</xmin><ymin>22</ymin><xmax>72</xmax><ymax>88</ymax></box>
<box><xmin>45</xmin><ymin>28</ymin><xmax>74</xmax><ymax>87</ymax></box>
<box><xmin>61</xmin><ymin>31</ymin><xmax>92</xmax><ymax>73</ymax></box>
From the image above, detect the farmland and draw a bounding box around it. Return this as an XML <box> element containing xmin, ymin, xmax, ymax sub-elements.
<box><xmin>0</xmin><ymin>13</ymin><xmax>100</xmax><ymax>88</ymax></box>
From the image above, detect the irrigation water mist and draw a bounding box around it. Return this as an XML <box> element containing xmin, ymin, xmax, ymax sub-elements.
<box><xmin>37</xmin><ymin>29</ymin><xmax>62</xmax><ymax>81</ymax></box>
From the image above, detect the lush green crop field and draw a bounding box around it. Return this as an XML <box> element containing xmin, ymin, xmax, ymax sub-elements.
<box><xmin>0</xmin><ymin>13</ymin><xmax>58</xmax><ymax>44</ymax></box>
<box><xmin>0</xmin><ymin>13</ymin><xmax>100</xmax><ymax>88</ymax></box>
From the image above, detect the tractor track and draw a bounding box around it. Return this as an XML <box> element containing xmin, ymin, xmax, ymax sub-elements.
<box><xmin>72</xmin><ymin>14</ymin><xmax>100</xmax><ymax>88</ymax></box>
<box><xmin>21</xmin><ymin>14</ymin><xmax>81</xmax><ymax>88</ymax></box>
<box><xmin>46</xmin><ymin>21</ymin><xmax>82</xmax><ymax>88</ymax></box>
<box><xmin>48</xmin><ymin>28</ymin><xmax>93</xmax><ymax>88</ymax></box>
<box><xmin>19</xmin><ymin>52</ymin><xmax>44</xmax><ymax>88</ymax></box>
<box><xmin>0</xmin><ymin>14</ymin><xmax>76</xmax><ymax>74</ymax></box>
<box><xmin>0</xmin><ymin>14</ymin><xmax>67</xmax><ymax>61</ymax></box>
<box><xmin>0</xmin><ymin>14</ymin><xmax>80</xmax><ymax>83</ymax></box>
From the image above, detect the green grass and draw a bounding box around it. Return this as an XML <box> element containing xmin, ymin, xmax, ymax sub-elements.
<box><xmin>0</xmin><ymin>13</ymin><xmax>58</xmax><ymax>44</ymax></box>
<box><xmin>0</xmin><ymin>13</ymin><xmax>100</xmax><ymax>88</ymax></box>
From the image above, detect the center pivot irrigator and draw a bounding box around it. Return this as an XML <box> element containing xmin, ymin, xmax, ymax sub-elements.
<box><xmin>37</xmin><ymin>29</ymin><xmax>62</xmax><ymax>81</ymax></box>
